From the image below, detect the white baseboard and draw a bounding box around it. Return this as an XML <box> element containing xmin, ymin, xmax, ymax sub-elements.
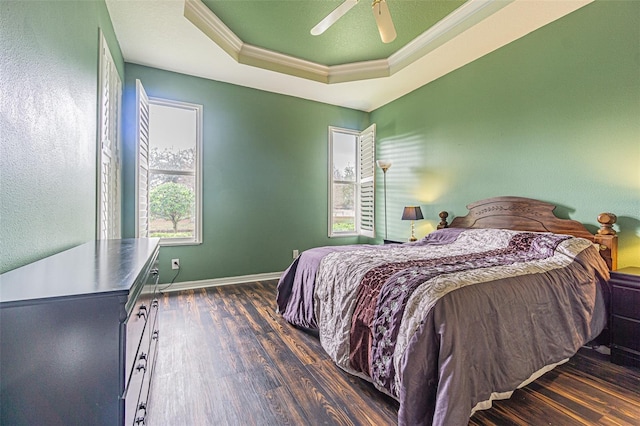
<box><xmin>159</xmin><ymin>271</ymin><xmax>283</xmax><ymax>293</ymax></box>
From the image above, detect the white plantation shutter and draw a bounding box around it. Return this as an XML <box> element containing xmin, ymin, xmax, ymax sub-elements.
<box><xmin>135</xmin><ymin>79</ymin><xmax>150</xmax><ymax>238</ymax></box>
<box><xmin>358</xmin><ymin>124</ymin><xmax>375</xmax><ymax>237</ymax></box>
<box><xmin>97</xmin><ymin>31</ymin><xmax>121</xmax><ymax>240</ymax></box>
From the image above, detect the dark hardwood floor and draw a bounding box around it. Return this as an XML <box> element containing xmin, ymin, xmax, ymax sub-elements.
<box><xmin>148</xmin><ymin>280</ymin><xmax>640</xmax><ymax>425</ymax></box>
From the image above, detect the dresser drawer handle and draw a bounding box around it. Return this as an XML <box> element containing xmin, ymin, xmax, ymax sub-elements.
<box><xmin>136</xmin><ymin>305</ymin><xmax>148</xmax><ymax>319</ymax></box>
<box><xmin>151</xmin><ymin>299</ymin><xmax>159</xmax><ymax>308</ymax></box>
<box><xmin>136</xmin><ymin>353</ymin><xmax>148</xmax><ymax>372</ymax></box>
<box><xmin>135</xmin><ymin>402</ymin><xmax>148</xmax><ymax>425</ymax></box>
<box><xmin>152</xmin><ymin>330</ymin><xmax>159</xmax><ymax>341</ymax></box>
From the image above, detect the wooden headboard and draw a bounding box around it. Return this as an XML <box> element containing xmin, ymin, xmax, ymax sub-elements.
<box><xmin>437</xmin><ymin>196</ymin><xmax>618</xmax><ymax>270</ymax></box>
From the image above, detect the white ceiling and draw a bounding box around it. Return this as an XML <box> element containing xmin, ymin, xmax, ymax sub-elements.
<box><xmin>106</xmin><ymin>0</ymin><xmax>592</xmax><ymax>112</ymax></box>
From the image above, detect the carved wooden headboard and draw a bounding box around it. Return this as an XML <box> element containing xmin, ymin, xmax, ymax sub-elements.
<box><xmin>437</xmin><ymin>196</ymin><xmax>618</xmax><ymax>270</ymax></box>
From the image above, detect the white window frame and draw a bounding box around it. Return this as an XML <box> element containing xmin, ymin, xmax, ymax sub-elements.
<box><xmin>97</xmin><ymin>29</ymin><xmax>121</xmax><ymax>240</ymax></box>
<box><xmin>135</xmin><ymin>80</ymin><xmax>203</xmax><ymax>246</ymax></box>
<box><xmin>328</xmin><ymin>124</ymin><xmax>376</xmax><ymax>238</ymax></box>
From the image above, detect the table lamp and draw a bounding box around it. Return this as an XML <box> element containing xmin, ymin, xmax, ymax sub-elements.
<box><xmin>402</xmin><ymin>206</ymin><xmax>423</xmax><ymax>242</ymax></box>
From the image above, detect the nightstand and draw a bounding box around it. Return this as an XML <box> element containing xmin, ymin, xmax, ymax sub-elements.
<box><xmin>383</xmin><ymin>239</ymin><xmax>404</xmax><ymax>245</ymax></box>
<box><xmin>610</xmin><ymin>267</ymin><xmax>640</xmax><ymax>368</ymax></box>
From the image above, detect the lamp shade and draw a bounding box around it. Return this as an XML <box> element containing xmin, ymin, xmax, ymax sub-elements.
<box><xmin>402</xmin><ymin>206</ymin><xmax>424</xmax><ymax>221</ymax></box>
<box><xmin>376</xmin><ymin>159</ymin><xmax>392</xmax><ymax>172</ymax></box>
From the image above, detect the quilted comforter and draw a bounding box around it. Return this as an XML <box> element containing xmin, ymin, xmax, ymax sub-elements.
<box><xmin>276</xmin><ymin>228</ymin><xmax>610</xmax><ymax>426</ymax></box>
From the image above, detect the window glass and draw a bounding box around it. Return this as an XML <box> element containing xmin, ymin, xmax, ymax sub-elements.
<box><xmin>331</xmin><ymin>131</ymin><xmax>357</xmax><ymax>235</ymax></box>
<box><xmin>332</xmin><ymin>182</ymin><xmax>356</xmax><ymax>233</ymax></box>
<box><xmin>332</xmin><ymin>132</ymin><xmax>356</xmax><ymax>182</ymax></box>
<box><xmin>148</xmin><ymin>174</ymin><xmax>196</xmax><ymax>239</ymax></box>
<box><xmin>149</xmin><ymin>105</ymin><xmax>196</xmax><ymax>172</ymax></box>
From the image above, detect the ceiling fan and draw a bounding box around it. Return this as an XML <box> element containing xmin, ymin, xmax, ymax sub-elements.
<box><xmin>311</xmin><ymin>0</ymin><xmax>397</xmax><ymax>44</ymax></box>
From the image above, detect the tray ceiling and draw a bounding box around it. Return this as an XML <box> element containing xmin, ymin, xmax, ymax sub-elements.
<box><xmin>106</xmin><ymin>0</ymin><xmax>593</xmax><ymax>111</ymax></box>
<box><xmin>200</xmin><ymin>0</ymin><xmax>467</xmax><ymax>66</ymax></box>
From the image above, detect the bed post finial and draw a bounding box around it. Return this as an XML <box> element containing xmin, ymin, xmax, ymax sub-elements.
<box><xmin>437</xmin><ymin>211</ymin><xmax>449</xmax><ymax>229</ymax></box>
<box><xmin>597</xmin><ymin>213</ymin><xmax>617</xmax><ymax>235</ymax></box>
<box><xmin>595</xmin><ymin>212</ymin><xmax>618</xmax><ymax>270</ymax></box>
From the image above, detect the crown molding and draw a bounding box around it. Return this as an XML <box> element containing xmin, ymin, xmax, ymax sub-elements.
<box><xmin>329</xmin><ymin>59</ymin><xmax>391</xmax><ymax>83</ymax></box>
<box><xmin>184</xmin><ymin>0</ymin><xmax>515</xmax><ymax>84</ymax></box>
<box><xmin>183</xmin><ymin>0</ymin><xmax>242</xmax><ymax>61</ymax></box>
<box><xmin>388</xmin><ymin>0</ymin><xmax>514</xmax><ymax>74</ymax></box>
<box><xmin>239</xmin><ymin>43</ymin><xmax>330</xmax><ymax>83</ymax></box>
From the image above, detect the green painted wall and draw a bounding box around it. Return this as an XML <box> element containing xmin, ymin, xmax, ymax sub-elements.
<box><xmin>371</xmin><ymin>1</ymin><xmax>640</xmax><ymax>268</ymax></box>
<box><xmin>2</xmin><ymin>0</ymin><xmax>637</xmax><ymax>278</ymax></box>
<box><xmin>0</xmin><ymin>0</ymin><xmax>124</xmax><ymax>273</ymax></box>
<box><xmin>122</xmin><ymin>64</ymin><xmax>369</xmax><ymax>282</ymax></box>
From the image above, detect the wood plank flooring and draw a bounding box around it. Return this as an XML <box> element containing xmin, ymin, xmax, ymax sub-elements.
<box><xmin>148</xmin><ymin>280</ymin><xmax>640</xmax><ymax>425</ymax></box>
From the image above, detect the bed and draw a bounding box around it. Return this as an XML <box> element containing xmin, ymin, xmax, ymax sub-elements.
<box><xmin>276</xmin><ymin>196</ymin><xmax>618</xmax><ymax>426</ymax></box>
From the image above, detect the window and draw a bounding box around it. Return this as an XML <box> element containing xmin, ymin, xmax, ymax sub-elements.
<box><xmin>328</xmin><ymin>125</ymin><xmax>375</xmax><ymax>237</ymax></box>
<box><xmin>97</xmin><ymin>30</ymin><xmax>121</xmax><ymax>240</ymax></box>
<box><xmin>136</xmin><ymin>80</ymin><xmax>202</xmax><ymax>245</ymax></box>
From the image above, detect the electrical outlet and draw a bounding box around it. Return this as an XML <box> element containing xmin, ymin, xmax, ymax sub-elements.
<box><xmin>292</xmin><ymin>250</ymin><xmax>299</xmax><ymax>259</ymax></box>
<box><xmin>171</xmin><ymin>258</ymin><xmax>180</xmax><ymax>270</ymax></box>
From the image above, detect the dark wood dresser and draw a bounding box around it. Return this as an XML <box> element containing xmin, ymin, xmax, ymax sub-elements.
<box><xmin>0</xmin><ymin>238</ymin><xmax>160</xmax><ymax>425</ymax></box>
<box><xmin>610</xmin><ymin>266</ymin><xmax>640</xmax><ymax>368</ymax></box>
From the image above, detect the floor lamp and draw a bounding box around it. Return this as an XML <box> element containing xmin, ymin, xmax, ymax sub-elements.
<box><xmin>376</xmin><ymin>160</ymin><xmax>392</xmax><ymax>240</ymax></box>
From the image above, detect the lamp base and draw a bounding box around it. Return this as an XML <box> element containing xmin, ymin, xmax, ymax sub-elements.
<box><xmin>409</xmin><ymin>220</ymin><xmax>417</xmax><ymax>242</ymax></box>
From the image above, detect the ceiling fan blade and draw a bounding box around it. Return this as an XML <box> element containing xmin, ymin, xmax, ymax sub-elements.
<box><xmin>311</xmin><ymin>0</ymin><xmax>359</xmax><ymax>36</ymax></box>
<box><xmin>372</xmin><ymin>0</ymin><xmax>396</xmax><ymax>43</ymax></box>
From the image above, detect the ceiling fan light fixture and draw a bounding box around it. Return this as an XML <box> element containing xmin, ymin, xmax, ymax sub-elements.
<box><xmin>372</xmin><ymin>0</ymin><xmax>396</xmax><ymax>43</ymax></box>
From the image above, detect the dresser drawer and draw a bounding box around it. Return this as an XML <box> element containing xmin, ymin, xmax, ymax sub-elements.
<box><xmin>124</xmin><ymin>297</ymin><xmax>159</xmax><ymax>426</ymax></box>
<box><xmin>124</xmin><ymin>315</ymin><xmax>154</xmax><ymax>426</ymax></box>
<box><xmin>611</xmin><ymin>284</ymin><xmax>640</xmax><ymax>320</ymax></box>
<box><xmin>611</xmin><ymin>348</ymin><xmax>640</xmax><ymax>368</ymax></box>
<box><xmin>133</xmin><ymin>324</ymin><xmax>160</xmax><ymax>426</ymax></box>
<box><xmin>124</xmin><ymin>265</ymin><xmax>159</xmax><ymax>387</ymax></box>
<box><xmin>611</xmin><ymin>315</ymin><xmax>640</xmax><ymax>352</ymax></box>
<box><xmin>125</xmin><ymin>297</ymin><xmax>150</xmax><ymax>388</ymax></box>
<box><xmin>124</xmin><ymin>273</ymin><xmax>159</xmax><ymax>425</ymax></box>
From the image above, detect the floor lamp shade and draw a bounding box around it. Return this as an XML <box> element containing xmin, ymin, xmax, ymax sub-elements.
<box><xmin>376</xmin><ymin>160</ymin><xmax>392</xmax><ymax>172</ymax></box>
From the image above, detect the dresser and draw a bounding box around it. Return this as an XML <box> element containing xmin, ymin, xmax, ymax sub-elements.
<box><xmin>0</xmin><ymin>238</ymin><xmax>160</xmax><ymax>425</ymax></box>
<box><xmin>610</xmin><ymin>266</ymin><xmax>640</xmax><ymax>368</ymax></box>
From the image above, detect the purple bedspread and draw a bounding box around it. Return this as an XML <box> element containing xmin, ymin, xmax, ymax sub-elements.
<box><xmin>276</xmin><ymin>245</ymin><xmax>372</xmax><ymax>329</ymax></box>
<box><xmin>276</xmin><ymin>229</ymin><xmax>463</xmax><ymax>329</ymax></box>
<box><xmin>276</xmin><ymin>228</ymin><xmax>610</xmax><ymax>425</ymax></box>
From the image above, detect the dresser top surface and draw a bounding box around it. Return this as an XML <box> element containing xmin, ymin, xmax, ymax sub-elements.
<box><xmin>0</xmin><ymin>238</ymin><xmax>159</xmax><ymax>305</ymax></box>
